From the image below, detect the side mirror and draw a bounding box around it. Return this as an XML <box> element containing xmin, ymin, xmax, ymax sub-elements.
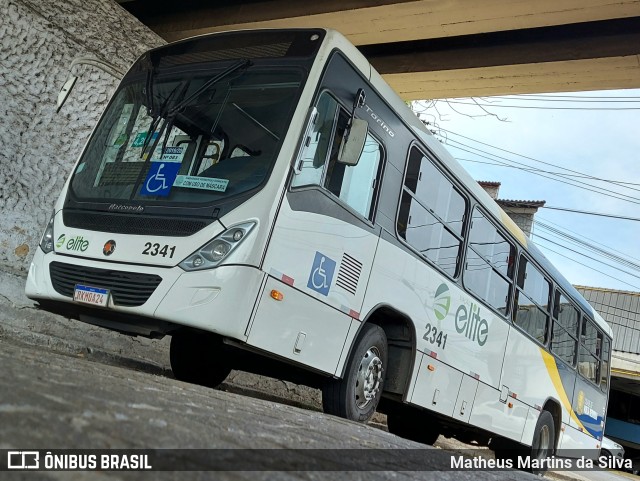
<box><xmin>338</xmin><ymin>118</ymin><xmax>367</xmax><ymax>166</ymax></box>
<box><xmin>338</xmin><ymin>88</ymin><xmax>368</xmax><ymax>166</ymax></box>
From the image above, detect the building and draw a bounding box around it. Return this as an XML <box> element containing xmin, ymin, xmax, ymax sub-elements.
<box><xmin>576</xmin><ymin>286</ymin><xmax>640</xmax><ymax>457</ymax></box>
<box><xmin>478</xmin><ymin>181</ymin><xmax>546</xmax><ymax>238</ymax></box>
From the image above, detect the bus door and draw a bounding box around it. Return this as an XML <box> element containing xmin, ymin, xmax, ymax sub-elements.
<box><xmin>246</xmin><ymin>88</ymin><xmax>384</xmax><ymax>375</ymax></box>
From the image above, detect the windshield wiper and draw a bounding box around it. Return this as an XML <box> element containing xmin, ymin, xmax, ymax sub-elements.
<box><xmin>140</xmin><ymin>82</ymin><xmax>185</xmax><ymax>158</ymax></box>
<box><xmin>167</xmin><ymin>59</ymin><xmax>252</xmax><ymax>116</ymax></box>
<box><xmin>140</xmin><ymin>59</ymin><xmax>252</xmax><ymax>162</ymax></box>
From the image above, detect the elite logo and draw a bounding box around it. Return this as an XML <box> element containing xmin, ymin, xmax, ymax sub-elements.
<box><xmin>455</xmin><ymin>303</ymin><xmax>489</xmax><ymax>347</ymax></box>
<box><xmin>55</xmin><ymin>234</ymin><xmax>66</xmax><ymax>249</ymax></box>
<box><xmin>433</xmin><ymin>283</ymin><xmax>451</xmax><ymax>321</ymax></box>
<box><xmin>65</xmin><ymin>235</ymin><xmax>89</xmax><ymax>252</ymax></box>
<box><xmin>434</xmin><ymin>282</ymin><xmax>489</xmax><ymax>347</ymax></box>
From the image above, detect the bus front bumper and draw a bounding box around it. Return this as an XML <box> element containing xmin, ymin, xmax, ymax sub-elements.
<box><xmin>25</xmin><ymin>249</ymin><xmax>265</xmax><ymax>340</ymax></box>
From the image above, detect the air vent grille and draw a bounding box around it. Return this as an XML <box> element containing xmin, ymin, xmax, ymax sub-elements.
<box><xmin>63</xmin><ymin>211</ymin><xmax>207</xmax><ymax>237</ymax></box>
<box><xmin>336</xmin><ymin>254</ymin><xmax>363</xmax><ymax>295</ymax></box>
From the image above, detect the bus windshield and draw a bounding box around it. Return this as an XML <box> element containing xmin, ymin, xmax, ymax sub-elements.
<box><xmin>70</xmin><ymin>65</ymin><xmax>302</xmax><ymax>206</ymax></box>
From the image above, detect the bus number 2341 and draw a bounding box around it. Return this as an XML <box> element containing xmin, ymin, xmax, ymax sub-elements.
<box><xmin>423</xmin><ymin>323</ymin><xmax>448</xmax><ymax>349</ymax></box>
<box><xmin>142</xmin><ymin>243</ymin><xmax>176</xmax><ymax>258</ymax></box>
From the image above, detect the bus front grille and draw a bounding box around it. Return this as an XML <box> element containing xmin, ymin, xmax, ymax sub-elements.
<box><xmin>49</xmin><ymin>262</ymin><xmax>162</xmax><ymax>307</ymax></box>
<box><xmin>63</xmin><ymin>211</ymin><xmax>208</xmax><ymax>237</ymax></box>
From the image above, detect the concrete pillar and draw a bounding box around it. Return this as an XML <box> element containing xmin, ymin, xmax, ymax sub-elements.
<box><xmin>0</xmin><ymin>0</ymin><xmax>164</xmax><ymax>273</ymax></box>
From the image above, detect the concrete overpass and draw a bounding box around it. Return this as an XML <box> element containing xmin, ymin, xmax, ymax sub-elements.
<box><xmin>117</xmin><ymin>0</ymin><xmax>640</xmax><ymax>99</ymax></box>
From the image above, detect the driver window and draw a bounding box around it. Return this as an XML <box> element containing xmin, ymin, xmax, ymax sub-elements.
<box><xmin>292</xmin><ymin>91</ymin><xmax>383</xmax><ymax>220</ymax></box>
<box><xmin>292</xmin><ymin>92</ymin><xmax>338</xmax><ymax>187</ymax></box>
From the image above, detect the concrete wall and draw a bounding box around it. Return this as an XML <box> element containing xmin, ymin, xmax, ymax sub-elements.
<box><xmin>0</xmin><ymin>0</ymin><xmax>164</xmax><ymax>273</ymax></box>
<box><xmin>501</xmin><ymin>210</ymin><xmax>535</xmax><ymax>238</ymax></box>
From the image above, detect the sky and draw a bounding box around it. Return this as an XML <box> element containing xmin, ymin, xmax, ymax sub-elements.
<box><xmin>413</xmin><ymin>89</ymin><xmax>640</xmax><ymax>293</ymax></box>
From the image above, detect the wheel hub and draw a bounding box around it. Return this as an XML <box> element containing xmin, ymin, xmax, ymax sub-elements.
<box><xmin>535</xmin><ymin>424</ymin><xmax>551</xmax><ymax>459</ymax></box>
<box><xmin>355</xmin><ymin>347</ymin><xmax>383</xmax><ymax>409</ymax></box>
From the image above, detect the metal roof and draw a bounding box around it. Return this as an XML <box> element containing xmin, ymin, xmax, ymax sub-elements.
<box><xmin>497</xmin><ymin>199</ymin><xmax>546</xmax><ymax>208</ymax></box>
<box><xmin>575</xmin><ymin>286</ymin><xmax>640</xmax><ymax>354</ymax></box>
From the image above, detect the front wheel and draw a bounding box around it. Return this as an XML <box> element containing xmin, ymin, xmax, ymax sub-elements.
<box><xmin>322</xmin><ymin>324</ymin><xmax>388</xmax><ymax>422</ymax></box>
<box><xmin>170</xmin><ymin>330</ymin><xmax>232</xmax><ymax>389</ymax></box>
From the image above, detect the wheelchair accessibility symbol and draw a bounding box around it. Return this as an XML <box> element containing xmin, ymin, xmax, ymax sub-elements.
<box><xmin>140</xmin><ymin>161</ymin><xmax>181</xmax><ymax>197</ymax></box>
<box><xmin>307</xmin><ymin>251</ymin><xmax>336</xmax><ymax>297</ymax></box>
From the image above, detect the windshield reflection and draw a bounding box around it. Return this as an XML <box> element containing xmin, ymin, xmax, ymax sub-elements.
<box><xmin>71</xmin><ymin>67</ymin><xmax>302</xmax><ymax>205</ymax></box>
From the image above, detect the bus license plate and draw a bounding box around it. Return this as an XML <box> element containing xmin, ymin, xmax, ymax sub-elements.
<box><xmin>73</xmin><ymin>285</ymin><xmax>109</xmax><ymax>307</ymax></box>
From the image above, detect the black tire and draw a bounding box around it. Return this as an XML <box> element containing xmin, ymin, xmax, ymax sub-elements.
<box><xmin>322</xmin><ymin>324</ymin><xmax>388</xmax><ymax>422</ymax></box>
<box><xmin>387</xmin><ymin>409</ymin><xmax>440</xmax><ymax>445</ymax></box>
<box><xmin>491</xmin><ymin>437</ymin><xmax>522</xmax><ymax>467</ymax></box>
<box><xmin>527</xmin><ymin>410</ymin><xmax>556</xmax><ymax>475</ymax></box>
<box><xmin>170</xmin><ymin>330</ymin><xmax>232</xmax><ymax>388</ymax></box>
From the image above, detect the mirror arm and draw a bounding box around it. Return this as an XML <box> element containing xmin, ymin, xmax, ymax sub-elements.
<box><xmin>344</xmin><ymin>88</ymin><xmax>366</xmax><ymax>139</ymax></box>
<box><xmin>56</xmin><ymin>56</ymin><xmax>126</xmax><ymax>112</ymax></box>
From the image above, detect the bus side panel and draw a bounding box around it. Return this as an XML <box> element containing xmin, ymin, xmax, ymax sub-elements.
<box><xmin>468</xmin><ymin>382</ymin><xmax>528</xmax><ymax>442</ymax></box>
<box><xmin>247</xmin><ymin>276</ymin><xmax>353</xmax><ymax>374</ymax></box>
<box><xmin>521</xmin><ymin>408</ymin><xmax>540</xmax><ymax>445</ymax></box>
<box><xmin>502</xmin><ymin>330</ymin><xmax>583</xmax><ymax>445</ymax></box>
<box><xmin>571</xmin><ymin>376</ymin><xmax>606</xmax><ymax>441</ymax></box>
<box><xmin>409</xmin><ymin>354</ymin><xmax>462</xmax><ymax>417</ymax></box>
<box><xmin>261</xmin><ymin>198</ymin><xmax>379</xmax><ymax>318</ymax></box>
<box><xmin>559</xmin><ymin>425</ymin><xmax>601</xmax><ymax>451</ymax></box>
<box><xmin>501</xmin><ymin>329</ymin><xmax>562</xmax><ymax>411</ymax></box>
<box><xmin>253</xmin><ymin>198</ymin><xmax>379</xmax><ymax>372</ymax></box>
<box><xmin>362</xmin><ymin>236</ymin><xmax>510</xmax><ymax>389</ymax></box>
<box><xmin>536</xmin><ymin>348</ymin><xmax>604</xmax><ymax>444</ymax></box>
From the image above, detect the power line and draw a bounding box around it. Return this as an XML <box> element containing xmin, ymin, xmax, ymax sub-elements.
<box><xmin>533</xmin><ymin>241</ymin><xmax>640</xmax><ymax>291</ymax></box>
<box><xmin>540</xmin><ymin>206</ymin><xmax>640</xmax><ymax>221</ymax></box>
<box><xmin>489</xmin><ymin>96</ymin><xmax>640</xmax><ymax>103</ymax></box>
<box><xmin>534</xmin><ymin>232</ymin><xmax>640</xmax><ymax>280</ymax></box>
<box><xmin>532</xmin><ymin>221</ymin><xmax>640</xmax><ymax>272</ymax></box>
<box><xmin>536</xmin><ymin>215</ymin><xmax>640</xmax><ymax>264</ymax></box>
<box><xmin>433</xmin><ymin>126</ymin><xmax>640</xmax><ymax>188</ymax></box>
<box><xmin>511</xmin><ymin>93</ymin><xmax>640</xmax><ymax>100</ymax></box>
<box><xmin>444</xmin><ymin>100</ymin><xmax>640</xmax><ymax>111</ymax></box>
<box><xmin>454</xmin><ymin>156</ymin><xmax>640</xmax><ymax>194</ymax></box>
<box><xmin>441</xmin><ymin>139</ymin><xmax>640</xmax><ymax>205</ymax></box>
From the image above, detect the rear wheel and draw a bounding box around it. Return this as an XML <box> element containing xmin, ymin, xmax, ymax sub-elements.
<box><xmin>387</xmin><ymin>409</ymin><xmax>440</xmax><ymax>445</ymax></box>
<box><xmin>170</xmin><ymin>330</ymin><xmax>232</xmax><ymax>388</ymax></box>
<box><xmin>527</xmin><ymin>410</ymin><xmax>555</xmax><ymax>475</ymax></box>
<box><xmin>491</xmin><ymin>437</ymin><xmax>521</xmax><ymax>467</ymax></box>
<box><xmin>322</xmin><ymin>324</ymin><xmax>387</xmax><ymax>422</ymax></box>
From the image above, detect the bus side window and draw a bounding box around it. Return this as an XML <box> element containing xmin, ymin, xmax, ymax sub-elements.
<box><xmin>600</xmin><ymin>336</ymin><xmax>610</xmax><ymax>390</ymax></box>
<box><xmin>513</xmin><ymin>256</ymin><xmax>550</xmax><ymax>344</ymax></box>
<box><xmin>323</xmin><ymin>111</ymin><xmax>382</xmax><ymax>219</ymax></box>
<box><xmin>578</xmin><ymin>317</ymin><xmax>600</xmax><ymax>384</ymax></box>
<box><xmin>397</xmin><ymin>148</ymin><xmax>466</xmax><ymax>277</ymax></box>
<box><xmin>550</xmin><ymin>291</ymin><xmax>579</xmax><ymax>365</ymax></box>
<box><xmin>463</xmin><ymin>208</ymin><xmax>515</xmax><ymax>314</ymax></box>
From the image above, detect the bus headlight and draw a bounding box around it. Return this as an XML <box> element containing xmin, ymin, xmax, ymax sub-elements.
<box><xmin>179</xmin><ymin>222</ymin><xmax>256</xmax><ymax>271</ymax></box>
<box><xmin>39</xmin><ymin>212</ymin><xmax>56</xmax><ymax>254</ymax></box>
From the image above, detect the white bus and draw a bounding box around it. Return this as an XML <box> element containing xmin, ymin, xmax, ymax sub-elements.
<box><xmin>27</xmin><ymin>28</ymin><xmax>612</xmax><ymax>469</ymax></box>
